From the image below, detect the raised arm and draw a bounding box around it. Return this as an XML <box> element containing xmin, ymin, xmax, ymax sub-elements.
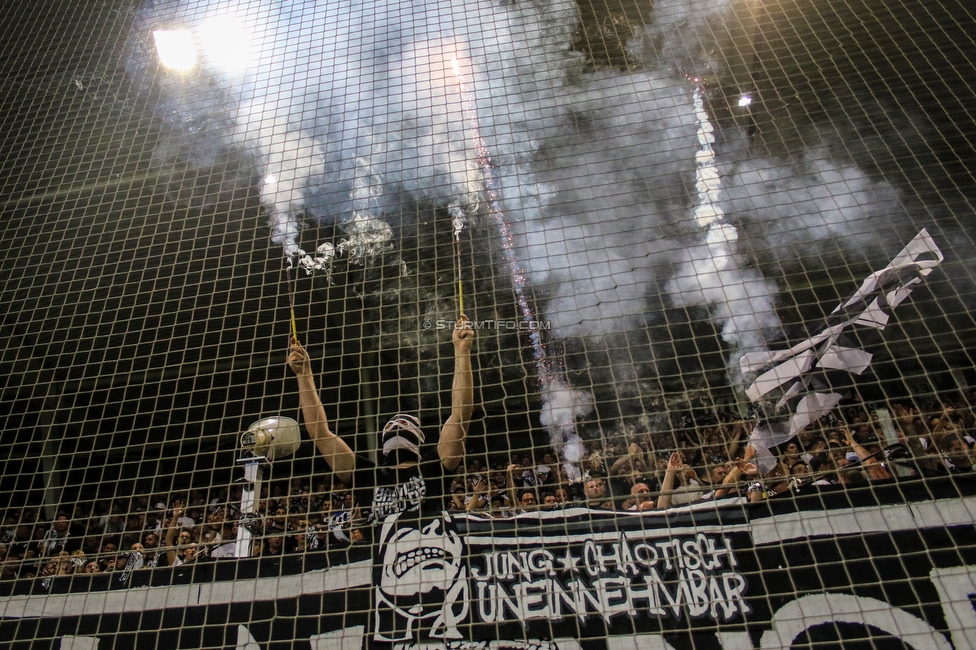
<box><xmin>656</xmin><ymin>452</ymin><xmax>683</xmax><ymax>510</ymax></box>
<box><xmin>164</xmin><ymin>503</ymin><xmax>182</xmax><ymax>567</ymax></box>
<box><xmin>842</xmin><ymin>427</ymin><xmax>891</xmax><ymax>481</ymax></box>
<box><xmin>714</xmin><ymin>459</ymin><xmax>758</xmax><ymax>499</ymax></box>
<box><xmin>466</xmin><ymin>479</ymin><xmax>489</xmax><ymax>513</ymax></box>
<box><xmin>439</xmin><ymin>317</ymin><xmax>475</xmax><ymax>472</ymax></box>
<box><xmin>505</xmin><ymin>464</ymin><xmax>521</xmax><ymax>511</ymax></box>
<box><xmin>725</xmin><ymin>420</ymin><xmax>750</xmax><ymax>461</ymax></box>
<box><xmin>891</xmin><ymin>403</ymin><xmax>941</xmax><ymax>471</ymax></box>
<box><xmin>287</xmin><ymin>338</ymin><xmax>356</xmax><ymax>483</ymax></box>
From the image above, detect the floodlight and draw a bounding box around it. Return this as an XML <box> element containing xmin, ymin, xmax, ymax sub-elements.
<box><xmin>152</xmin><ymin>30</ymin><xmax>197</xmax><ymax>71</ymax></box>
<box><xmin>240</xmin><ymin>416</ymin><xmax>301</xmax><ymax>461</ymax></box>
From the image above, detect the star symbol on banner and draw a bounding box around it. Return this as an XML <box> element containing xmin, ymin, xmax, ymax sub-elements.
<box><xmin>556</xmin><ymin>548</ymin><xmax>580</xmax><ymax>573</ymax></box>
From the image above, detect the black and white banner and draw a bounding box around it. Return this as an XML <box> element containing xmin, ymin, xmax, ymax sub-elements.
<box><xmin>2</xmin><ymin>477</ymin><xmax>976</xmax><ymax>649</ymax></box>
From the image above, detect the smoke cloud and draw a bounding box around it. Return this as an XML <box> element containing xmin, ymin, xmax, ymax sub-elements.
<box><xmin>539</xmin><ymin>375</ymin><xmax>592</xmax><ymax>480</ymax></box>
<box><xmin>126</xmin><ymin>0</ymin><xmax>949</xmax><ymax>451</ymax></box>
<box><xmin>127</xmin><ymin>0</ymin><xmax>579</xmax><ymax>259</ymax></box>
<box><xmin>721</xmin><ymin>151</ymin><xmax>908</xmax><ymax>264</ymax></box>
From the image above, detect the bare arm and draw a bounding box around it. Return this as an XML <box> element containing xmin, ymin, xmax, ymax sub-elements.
<box><xmin>439</xmin><ymin>317</ymin><xmax>475</xmax><ymax>472</ymax></box>
<box><xmin>628</xmin><ymin>441</ymin><xmax>651</xmax><ymax>471</ymax></box>
<box><xmin>506</xmin><ymin>464</ymin><xmax>521</xmax><ymax>510</ymax></box>
<box><xmin>56</xmin><ymin>552</ymin><xmax>72</xmax><ymax>576</ymax></box>
<box><xmin>656</xmin><ymin>453</ymin><xmax>683</xmax><ymax>510</ymax></box>
<box><xmin>929</xmin><ymin>407</ymin><xmax>954</xmax><ymax>437</ymax></box>
<box><xmin>714</xmin><ymin>460</ymin><xmax>758</xmax><ymax>499</ymax></box>
<box><xmin>164</xmin><ymin>504</ymin><xmax>181</xmax><ymax>567</ymax></box>
<box><xmin>287</xmin><ymin>338</ymin><xmax>356</xmax><ymax>483</ymax></box>
<box><xmin>725</xmin><ymin>420</ymin><xmax>749</xmax><ymax>460</ymax></box>
<box><xmin>892</xmin><ymin>403</ymin><xmax>941</xmax><ymax>470</ymax></box>
<box><xmin>466</xmin><ymin>479</ymin><xmax>489</xmax><ymax>513</ymax></box>
<box><xmin>843</xmin><ymin>428</ymin><xmax>891</xmax><ymax>481</ymax></box>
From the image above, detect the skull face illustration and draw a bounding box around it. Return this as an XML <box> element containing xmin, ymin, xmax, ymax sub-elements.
<box><xmin>375</xmin><ymin>512</ymin><xmax>469</xmax><ymax>642</ymax></box>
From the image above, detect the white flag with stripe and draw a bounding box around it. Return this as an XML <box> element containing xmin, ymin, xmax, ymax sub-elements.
<box><xmin>742</xmin><ymin>229</ymin><xmax>943</xmax><ymax>436</ymax></box>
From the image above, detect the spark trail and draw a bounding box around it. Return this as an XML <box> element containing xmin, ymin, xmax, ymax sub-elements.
<box><xmin>450</xmin><ymin>57</ymin><xmax>588</xmax><ymax>476</ymax></box>
<box><xmin>666</xmin><ymin>85</ymin><xmax>779</xmax><ymax>383</ymax></box>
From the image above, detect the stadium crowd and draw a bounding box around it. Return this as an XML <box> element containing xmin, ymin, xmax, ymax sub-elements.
<box><xmin>2</xmin><ymin>387</ymin><xmax>974</xmax><ymax>581</ymax></box>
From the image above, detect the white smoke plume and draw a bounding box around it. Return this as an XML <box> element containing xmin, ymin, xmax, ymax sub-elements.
<box><xmin>634</xmin><ymin>0</ymin><xmax>738</xmax><ymax>78</ymax></box>
<box><xmin>126</xmin><ymin>0</ymin><xmax>944</xmax><ymax>445</ymax></box>
<box><xmin>127</xmin><ymin>0</ymin><xmax>579</xmax><ymax>260</ymax></box>
<box><xmin>539</xmin><ymin>375</ymin><xmax>592</xmax><ymax>480</ymax></box>
<box><xmin>721</xmin><ymin>151</ymin><xmax>907</xmax><ymax>264</ymax></box>
<box><xmin>520</xmin><ymin>72</ymin><xmax>701</xmax><ymax>340</ymax></box>
<box><xmin>664</xmin><ymin>87</ymin><xmax>781</xmax><ymax>379</ymax></box>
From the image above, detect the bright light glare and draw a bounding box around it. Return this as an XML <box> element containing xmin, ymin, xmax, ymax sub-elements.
<box><xmin>198</xmin><ymin>17</ymin><xmax>252</xmax><ymax>72</ymax></box>
<box><xmin>738</xmin><ymin>94</ymin><xmax>753</xmax><ymax>107</ymax></box>
<box><xmin>153</xmin><ymin>30</ymin><xmax>197</xmax><ymax>71</ymax></box>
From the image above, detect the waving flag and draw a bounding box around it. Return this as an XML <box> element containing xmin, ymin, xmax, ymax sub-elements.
<box><xmin>741</xmin><ymin>229</ymin><xmax>943</xmax><ymax>436</ymax></box>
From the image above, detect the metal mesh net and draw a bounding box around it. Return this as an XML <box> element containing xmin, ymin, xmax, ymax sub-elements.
<box><xmin>1</xmin><ymin>0</ymin><xmax>975</xmax><ymax>647</ymax></box>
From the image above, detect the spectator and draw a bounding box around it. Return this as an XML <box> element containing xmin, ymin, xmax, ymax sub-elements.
<box><xmin>505</xmin><ymin>465</ymin><xmax>540</xmax><ymax>513</ymax></box>
<box><xmin>624</xmin><ymin>481</ymin><xmax>656</xmax><ymax>512</ymax></box>
<box><xmin>790</xmin><ymin>461</ymin><xmax>811</xmax><ymax>477</ymax></box>
<box><xmin>37</xmin><ymin>555</ymin><xmax>70</xmax><ymax>581</ymax></box>
<box><xmin>465</xmin><ymin>479</ymin><xmax>492</xmax><ymax>514</ymax></box>
<box><xmin>124</xmin><ymin>543</ymin><xmax>148</xmax><ymax>572</ymax></box>
<box><xmin>781</xmin><ymin>442</ymin><xmax>802</xmax><ymax>469</ymax></box>
<box><xmin>609</xmin><ymin>443</ymin><xmax>651</xmax><ymax>499</ymax></box>
<box><xmin>517</xmin><ymin>490</ymin><xmax>539</xmax><ymax>512</ymax></box>
<box><xmin>172</xmin><ymin>504</ymin><xmax>197</xmax><ymax>530</ymax></box>
<box><xmin>286</xmin><ymin>316</ymin><xmax>474</xmax><ymax>521</ymax></box>
<box><xmin>210</xmin><ymin>521</ymin><xmax>240</xmax><ymax>558</ymax></box>
<box><xmin>747</xmin><ymin>461</ymin><xmax>792</xmax><ymax>501</ymax></box>
<box><xmin>809</xmin><ymin>456</ymin><xmax>838</xmax><ymax>486</ymax></box>
<box><xmin>37</xmin><ymin>513</ymin><xmax>82</xmax><ymax>557</ymax></box>
<box><xmin>102</xmin><ymin>552</ymin><xmax>127</xmax><ymax>573</ymax></box>
<box><xmin>842</xmin><ymin>426</ymin><xmax>892</xmax><ymax>481</ymax></box>
<box><xmin>0</xmin><ymin>546</ymin><xmax>19</xmax><ymax>580</ymax></box>
<box><xmin>93</xmin><ymin>540</ymin><xmax>117</xmax><ymax>571</ymax></box>
<box><xmin>267</xmin><ymin>506</ymin><xmax>289</xmax><ymax>535</ymax></box>
<box><xmin>290</xmin><ymin>523</ymin><xmax>311</xmax><ymax>554</ymax></box>
<box><xmin>120</xmin><ymin>511</ymin><xmax>147</xmax><ymax>549</ymax></box>
<box><xmin>3</xmin><ymin>517</ymin><xmax>36</xmax><ymax>567</ymax></box>
<box><xmin>580</xmin><ymin>446</ymin><xmax>608</xmax><ymax>481</ymax></box>
<box><xmin>200</xmin><ymin>506</ymin><xmax>224</xmax><ymax>547</ymax></box>
<box><xmin>164</xmin><ymin>504</ymin><xmax>198</xmax><ymax>566</ymax></box>
<box><xmin>582</xmin><ymin>475</ymin><xmax>614</xmax><ymax>510</ymax></box>
<box><xmin>465</xmin><ymin>458</ymin><xmax>486</xmax><ymax>490</ymax></box>
<box><xmin>187</xmin><ymin>506</ymin><xmax>205</xmax><ymax>529</ymax></box>
<box><xmin>891</xmin><ymin>402</ymin><xmax>943</xmax><ymax>473</ymax></box>
<box><xmin>259</xmin><ymin>533</ymin><xmax>286</xmax><ymax>557</ymax></box>
<box><xmin>698</xmin><ymin>462</ymin><xmax>729</xmax><ymax>494</ymax></box>
<box><xmin>552</xmin><ymin>486</ymin><xmax>571</xmax><ymax>504</ymax></box>
<box><xmin>657</xmin><ymin>453</ymin><xmax>707</xmax><ymax>508</ymax></box>
<box><xmin>937</xmin><ymin>430</ymin><xmax>974</xmax><ymax>473</ymax></box>
<box><xmin>97</xmin><ymin>502</ymin><xmax>125</xmax><ymax>535</ymax></box>
<box><xmin>68</xmin><ymin>549</ymin><xmax>88</xmax><ymax>573</ymax></box>
<box><xmin>448</xmin><ymin>485</ymin><xmax>469</xmax><ymax>513</ymax></box>
<box><xmin>712</xmin><ymin>458</ymin><xmax>759</xmax><ymax>500</ymax></box>
<box><xmin>801</xmin><ymin>435</ymin><xmax>828</xmax><ymax>465</ymax></box>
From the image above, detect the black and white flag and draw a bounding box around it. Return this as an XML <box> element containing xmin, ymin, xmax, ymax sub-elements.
<box><xmin>741</xmin><ymin>229</ymin><xmax>943</xmax><ymax>437</ymax></box>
